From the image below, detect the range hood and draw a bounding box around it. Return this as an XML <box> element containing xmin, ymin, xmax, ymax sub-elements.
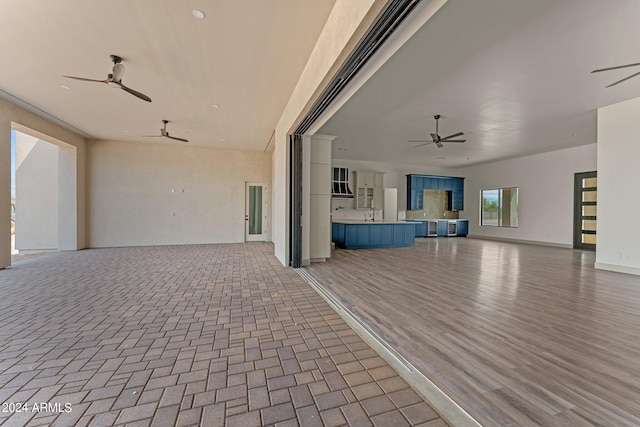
<box><xmin>332</xmin><ymin>167</ymin><xmax>353</xmax><ymax>197</ymax></box>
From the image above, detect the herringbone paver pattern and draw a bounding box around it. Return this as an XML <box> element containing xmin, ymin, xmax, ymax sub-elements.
<box><xmin>0</xmin><ymin>243</ymin><xmax>445</xmax><ymax>426</ymax></box>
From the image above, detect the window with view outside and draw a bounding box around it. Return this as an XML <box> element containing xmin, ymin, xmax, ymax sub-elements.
<box><xmin>481</xmin><ymin>187</ymin><xmax>519</xmax><ymax>227</ymax></box>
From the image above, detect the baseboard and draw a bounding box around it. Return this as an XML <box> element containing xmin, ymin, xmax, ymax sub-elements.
<box><xmin>295</xmin><ymin>268</ymin><xmax>481</xmax><ymax>427</ymax></box>
<box><xmin>467</xmin><ymin>234</ymin><xmax>573</xmax><ymax>248</ymax></box>
<box><xmin>595</xmin><ymin>262</ymin><xmax>640</xmax><ymax>276</ymax></box>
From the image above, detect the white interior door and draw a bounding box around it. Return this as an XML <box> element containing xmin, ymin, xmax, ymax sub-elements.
<box><xmin>245</xmin><ymin>183</ymin><xmax>267</xmax><ymax>241</ymax></box>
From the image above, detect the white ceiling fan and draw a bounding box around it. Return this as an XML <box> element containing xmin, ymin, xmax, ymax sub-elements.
<box><xmin>63</xmin><ymin>54</ymin><xmax>152</xmax><ymax>102</ymax></box>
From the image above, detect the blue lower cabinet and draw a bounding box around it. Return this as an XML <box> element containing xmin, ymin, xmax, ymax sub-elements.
<box><xmin>355</xmin><ymin>224</ymin><xmax>370</xmax><ymax>246</ymax></box>
<box><xmin>370</xmin><ymin>225</ymin><xmax>382</xmax><ymax>246</ymax></box>
<box><xmin>437</xmin><ymin>220</ymin><xmax>448</xmax><ymax>236</ymax></box>
<box><xmin>332</xmin><ymin>222</ymin><xmax>415</xmax><ymax>249</ymax></box>
<box><xmin>380</xmin><ymin>224</ymin><xmax>394</xmax><ymax>244</ymax></box>
<box><xmin>456</xmin><ymin>220</ymin><xmax>469</xmax><ymax>236</ymax></box>
<box><xmin>412</xmin><ymin>221</ymin><xmax>427</xmax><ymax>237</ymax></box>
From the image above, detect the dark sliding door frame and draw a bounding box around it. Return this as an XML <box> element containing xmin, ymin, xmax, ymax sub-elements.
<box><xmin>289</xmin><ymin>135</ymin><xmax>303</xmax><ymax>267</ymax></box>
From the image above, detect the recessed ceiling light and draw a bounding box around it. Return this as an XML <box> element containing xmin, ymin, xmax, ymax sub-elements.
<box><xmin>192</xmin><ymin>9</ymin><xmax>205</xmax><ymax>19</ymax></box>
<box><xmin>212</xmin><ymin>104</ymin><xmax>220</xmax><ymax>108</ymax></box>
<box><xmin>60</xmin><ymin>85</ymin><xmax>70</xmax><ymax>90</ymax></box>
<box><xmin>219</xmin><ymin>138</ymin><xmax>224</xmax><ymax>142</ymax></box>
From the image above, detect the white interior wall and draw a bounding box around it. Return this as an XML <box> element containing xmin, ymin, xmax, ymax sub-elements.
<box><xmin>461</xmin><ymin>143</ymin><xmax>597</xmax><ymax>247</ymax></box>
<box><xmin>596</xmin><ymin>97</ymin><xmax>640</xmax><ymax>275</ymax></box>
<box><xmin>88</xmin><ymin>140</ymin><xmax>271</xmax><ymax>248</ymax></box>
<box><xmin>15</xmin><ymin>135</ymin><xmax>59</xmax><ymax>250</ymax></box>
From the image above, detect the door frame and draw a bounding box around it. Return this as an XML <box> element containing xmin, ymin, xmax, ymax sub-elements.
<box><xmin>573</xmin><ymin>171</ymin><xmax>597</xmax><ymax>250</ymax></box>
<box><xmin>245</xmin><ymin>182</ymin><xmax>267</xmax><ymax>242</ymax></box>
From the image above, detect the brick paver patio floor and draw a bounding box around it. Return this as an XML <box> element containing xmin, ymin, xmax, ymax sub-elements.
<box><xmin>0</xmin><ymin>243</ymin><xmax>446</xmax><ymax>426</ymax></box>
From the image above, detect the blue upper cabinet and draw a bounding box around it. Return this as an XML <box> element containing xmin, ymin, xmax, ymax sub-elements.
<box><xmin>407</xmin><ymin>174</ymin><xmax>465</xmax><ymax>211</ymax></box>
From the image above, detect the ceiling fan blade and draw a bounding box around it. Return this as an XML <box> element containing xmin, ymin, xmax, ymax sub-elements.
<box><xmin>605</xmin><ymin>70</ymin><xmax>640</xmax><ymax>88</ymax></box>
<box><xmin>143</xmin><ymin>135</ymin><xmax>163</xmax><ymax>138</ymax></box>
<box><xmin>409</xmin><ymin>139</ymin><xmax>431</xmax><ymax>142</ymax></box>
<box><xmin>592</xmin><ymin>62</ymin><xmax>640</xmax><ymax>73</ymax></box>
<box><xmin>414</xmin><ymin>142</ymin><xmax>433</xmax><ymax>148</ymax></box>
<box><xmin>444</xmin><ymin>140</ymin><xmax>466</xmax><ymax>143</ymax></box>
<box><xmin>63</xmin><ymin>75</ymin><xmax>108</xmax><ymax>83</ymax></box>
<box><xmin>120</xmin><ymin>84</ymin><xmax>152</xmax><ymax>102</ymax></box>
<box><xmin>167</xmin><ymin>135</ymin><xmax>189</xmax><ymax>143</ymax></box>
<box><xmin>435</xmin><ymin>141</ymin><xmax>444</xmax><ymax>148</ymax></box>
<box><xmin>441</xmin><ymin>132</ymin><xmax>464</xmax><ymax>140</ymax></box>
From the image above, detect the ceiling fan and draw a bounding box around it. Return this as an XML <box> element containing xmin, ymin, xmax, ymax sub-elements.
<box><xmin>63</xmin><ymin>54</ymin><xmax>152</xmax><ymax>102</ymax></box>
<box><xmin>591</xmin><ymin>62</ymin><xmax>640</xmax><ymax>88</ymax></box>
<box><xmin>410</xmin><ymin>115</ymin><xmax>466</xmax><ymax>148</ymax></box>
<box><xmin>145</xmin><ymin>120</ymin><xmax>189</xmax><ymax>142</ymax></box>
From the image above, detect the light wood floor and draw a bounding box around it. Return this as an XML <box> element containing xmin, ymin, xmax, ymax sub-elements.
<box><xmin>305</xmin><ymin>237</ymin><xmax>640</xmax><ymax>426</ymax></box>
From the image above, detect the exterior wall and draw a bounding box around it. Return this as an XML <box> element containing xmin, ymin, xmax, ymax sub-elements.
<box><xmin>15</xmin><ymin>134</ymin><xmax>59</xmax><ymax>250</ymax></box>
<box><xmin>272</xmin><ymin>0</ymin><xmax>379</xmax><ymax>266</ymax></box>
<box><xmin>0</xmin><ymin>97</ymin><xmax>87</xmax><ymax>268</ymax></box>
<box><xmin>461</xmin><ymin>144</ymin><xmax>597</xmax><ymax>247</ymax></box>
<box><xmin>596</xmin><ymin>97</ymin><xmax>640</xmax><ymax>275</ymax></box>
<box><xmin>88</xmin><ymin>140</ymin><xmax>271</xmax><ymax>248</ymax></box>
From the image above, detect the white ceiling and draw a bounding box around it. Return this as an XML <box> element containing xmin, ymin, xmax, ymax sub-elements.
<box><xmin>320</xmin><ymin>0</ymin><xmax>640</xmax><ymax>168</ymax></box>
<box><xmin>0</xmin><ymin>0</ymin><xmax>335</xmax><ymax>151</ymax></box>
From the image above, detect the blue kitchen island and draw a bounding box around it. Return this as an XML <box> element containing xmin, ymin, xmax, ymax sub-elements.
<box><xmin>331</xmin><ymin>220</ymin><xmax>416</xmax><ymax>249</ymax></box>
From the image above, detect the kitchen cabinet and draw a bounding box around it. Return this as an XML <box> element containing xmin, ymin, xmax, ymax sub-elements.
<box><xmin>355</xmin><ymin>171</ymin><xmax>384</xmax><ymax>209</ymax></box>
<box><xmin>456</xmin><ymin>220</ymin><xmax>469</xmax><ymax>236</ymax></box>
<box><xmin>413</xmin><ymin>221</ymin><xmax>427</xmax><ymax>237</ymax></box>
<box><xmin>406</xmin><ymin>174</ymin><xmax>465</xmax><ymax>211</ymax></box>
<box><xmin>332</xmin><ymin>221</ymin><xmax>416</xmax><ymax>249</ymax></box>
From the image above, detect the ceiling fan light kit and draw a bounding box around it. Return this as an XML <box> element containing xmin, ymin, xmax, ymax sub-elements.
<box><xmin>410</xmin><ymin>114</ymin><xmax>466</xmax><ymax>148</ymax></box>
<box><xmin>63</xmin><ymin>54</ymin><xmax>152</xmax><ymax>102</ymax></box>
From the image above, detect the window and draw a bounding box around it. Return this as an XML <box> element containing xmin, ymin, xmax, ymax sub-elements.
<box><xmin>481</xmin><ymin>187</ymin><xmax>519</xmax><ymax>227</ymax></box>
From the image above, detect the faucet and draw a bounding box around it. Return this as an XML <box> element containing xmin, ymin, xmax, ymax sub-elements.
<box><xmin>370</xmin><ymin>207</ymin><xmax>376</xmax><ymax>222</ymax></box>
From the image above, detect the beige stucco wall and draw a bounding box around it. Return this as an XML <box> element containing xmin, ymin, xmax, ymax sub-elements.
<box><xmin>88</xmin><ymin>140</ymin><xmax>271</xmax><ymax>248</ymax></box>
<box><xmin>15</xmin><ymin>134</ymin><xmax>59</xmax><ymax>250</ymax></box>
<box><xmin>0</xmin><ymin>97</ymin><xmax>87</xmax><ymax>268</ymax></box>
<box><xmin>272</xmin><ymin>0</ymin><xmax>380</xmax><ymax>265</ymax></box>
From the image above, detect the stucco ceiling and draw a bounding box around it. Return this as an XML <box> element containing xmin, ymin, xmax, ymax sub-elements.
<box><xmin>0</xmin><ymin>0</ymin><xmax>336</xmax><ymax>151</ymax></box>
<box><xmin>320</xmin><ymin>0</ymin><xmax>640</xmax><ymax>167</ymax></box>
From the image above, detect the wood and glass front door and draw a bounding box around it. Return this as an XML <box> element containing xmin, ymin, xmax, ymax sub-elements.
<box><xmin>573</xmin><ymin>171</ymin><xmax>597</xmax><ymax>250</ymax></box>
<box><xmin>245</xmin><ymin>183</ymin><xmax>267</xmax><ymax>242</ymax></box>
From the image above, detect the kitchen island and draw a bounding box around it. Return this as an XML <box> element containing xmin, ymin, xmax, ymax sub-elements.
<box><xmin>331</xmin><ymin>220</ymin><xmax>416</xmax><ymax>249</ymax></box>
